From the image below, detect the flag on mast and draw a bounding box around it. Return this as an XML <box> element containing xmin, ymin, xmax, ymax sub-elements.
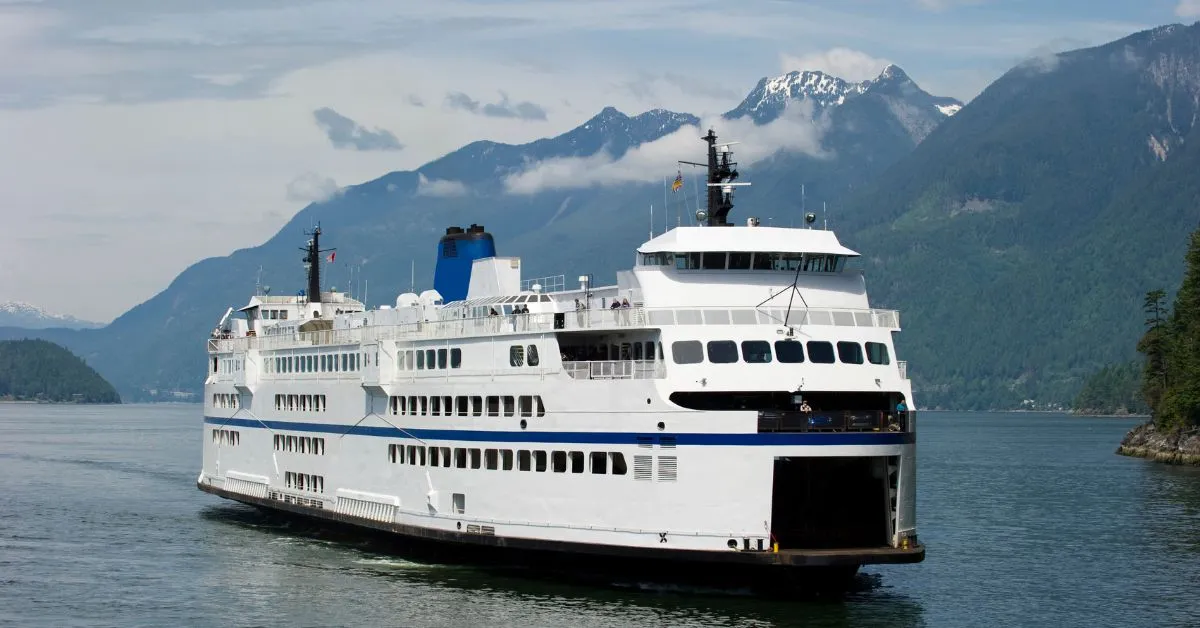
<box><xmin>326</xmin><ymin>251</ymin><xmax>336</xmax><ymax>262</ymax></box>
<box><xmin>671</xmin><ymin>171</ymin><xmax>683</xmax><ymax>192</ymax></box>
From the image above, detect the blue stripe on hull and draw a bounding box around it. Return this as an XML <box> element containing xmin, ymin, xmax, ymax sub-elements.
<box><xmin>203</xmin><ymin>416</ymin><xmax>915</xmax><ymax>446</ymax></box>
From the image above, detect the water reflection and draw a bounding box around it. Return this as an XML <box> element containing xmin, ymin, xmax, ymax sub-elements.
<box><xmin>201</xmin><ymin>503</ymin><xmax>927</xmax><ymax>628</ymax></box>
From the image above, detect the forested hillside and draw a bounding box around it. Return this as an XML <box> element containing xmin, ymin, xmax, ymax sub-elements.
<box><xmin>0</xmin><ymin>339</ymin><xmax>120</xmax><ymax>403</ymax></box>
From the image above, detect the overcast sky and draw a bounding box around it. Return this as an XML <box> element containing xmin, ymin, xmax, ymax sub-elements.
<box><xmin>0</xmin><ymin>0</ymin><xmax>1193</xmax><ymax>322</ymax></box>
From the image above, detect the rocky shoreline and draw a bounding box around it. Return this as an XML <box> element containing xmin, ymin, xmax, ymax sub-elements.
<box><xmin>1117</xmin><ymin>421</ymin><xmax>1200</xmax><ymax>465</ymax></box>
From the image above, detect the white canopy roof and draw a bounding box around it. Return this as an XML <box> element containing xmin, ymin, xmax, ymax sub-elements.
<box><xmin>638</xmin><ymin>226</ymin><xmax>860</xmax><ymax>256</ymax></box>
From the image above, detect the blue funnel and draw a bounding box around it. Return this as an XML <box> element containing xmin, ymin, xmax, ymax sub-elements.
<box><xmin>433</xmin><ymin>224</ymin><xmax>495</xmax><ymax>302</ymax></box>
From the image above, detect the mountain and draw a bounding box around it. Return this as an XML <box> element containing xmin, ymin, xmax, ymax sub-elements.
<box><xmin>0</xmin><ymin>302</ymin><xmax>102</xmax><ymax>330</ymax></box>
<box><xmin>837</xmin><ymin>22</ymin><xmax>1200</xmax><ymax>409</ymax></box>
<box><xmin>0</xmin><ymin>339</ymin><xmax>120</xmax><ymax>403</ymax></box>
<box><xmin>0</xmin><ymin>65</ymin><xmax>960</xmax><ymax>401</ymax></box>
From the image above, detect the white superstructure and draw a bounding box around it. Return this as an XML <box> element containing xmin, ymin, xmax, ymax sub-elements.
<box><xmin>198</xmin><ymin>130</ymin><xmax>923</xmax><ymax>586</ymax></box>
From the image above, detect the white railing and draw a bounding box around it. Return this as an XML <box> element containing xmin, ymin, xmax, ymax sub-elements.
<box><xmin>562</xmin><ymin>360</ymin><xmax>665</xmax><ymax>380</ymax></box>
<box><xmin>208</xmin><ymin>306</ymin><xmax>901</xmax><ymax>354</ymax></box>
<box><xmin>898</xmin><ymin>361</ymin><xmax>908</xmax><ymax>380</ymax></box>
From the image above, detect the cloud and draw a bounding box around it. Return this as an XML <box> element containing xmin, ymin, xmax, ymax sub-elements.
<box><xmin>780</xmin><ymin>48</ymin><xmax>892</xmax><ymax>82</ymax></box>
<box><xmin>312</xmin><ymin>107</ymin><xmax>404</xmax><ymax>151</ymax></box>
<box><xmin>406</xmin><ymin>94</ymin><xmax>425</xmax><ymax>107</ymax></box>
<box><xmin>503</xmin><ymin>103</ymin><xmax>826</xmax><ymax>195</ymax></box>
<box><xmin>444</xmin><ymin>91</ymin><xmax>548</xmax><ymax>120</ymax></box>
<box><xmin>415</xmin><ymin>173</ymin><xmax>469</xmax><ymax>197</ymax></box>
<box><xmin>1177</xmin><ymin>1</ymin><xmax>1200</xmax><ymax>17</ymax></box>
<box><xmin>286</xmin><ymin>172</ymin><xmax>340</xmax><ymax>203</ymax></box>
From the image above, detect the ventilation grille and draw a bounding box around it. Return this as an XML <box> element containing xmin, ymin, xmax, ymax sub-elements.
<box><xmin>225</xmin><ymin>477</ymin><xmax>268</xmax><ymax>499</ymax></box>
<box><xmin>659</xmin><ymin>437</ymin><xmax>677</xmax><ymax>449</ymax></box>
<box><xmin>636</xmin><ymin>437</ymin><xmax>654</xmax><ymax>448</ymax></box>
<box><xmin>634</xmin><ymin>455</ymin><xmax>653</xmax><ymax>481</ymax></box>
<box><xmin>657</xmin><ymin>456</ymin><xmax>678</xmax><ymax>482</ymax></box>
<box><xmin>336</xmin><ymin>496</ymin><xmax>398</xmax><ymax>524</ymax></box>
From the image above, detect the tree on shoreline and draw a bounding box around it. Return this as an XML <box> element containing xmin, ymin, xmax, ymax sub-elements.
<box><xmin>1140</xmin><ymin>229</ymin><xmax>1200</xmax><ymax>429</ymax></box>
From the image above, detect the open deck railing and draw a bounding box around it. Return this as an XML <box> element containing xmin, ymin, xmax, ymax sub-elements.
<box><xmin>562</xmin><ymin>360</ymin><xmax>665</xmax><ymax>380</ymax></box>
<box><xmin>757</xmin><ymin>410</ymin><xmax>913</xmax><ymax>433</ymax></box>
<box><xmin>208</xmin><ymin>306</ymin><xmax>901</xmax><ymax>353</ymax></box>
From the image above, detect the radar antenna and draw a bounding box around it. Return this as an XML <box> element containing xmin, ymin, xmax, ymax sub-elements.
<box><xmin>300</xmin><ymin>224</ymin><xmax>336</xmax><ymax>304</ymax></box>
<box><xmin>678</xmin><ymin>128</ymin><xmax>750</xmax><ymax>226</ymax></box>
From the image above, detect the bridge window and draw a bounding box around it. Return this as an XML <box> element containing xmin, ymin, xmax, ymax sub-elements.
<box><xmin>706</xmin><ymin>340</ymin><xmax>738</xmax><ymax>364</ymax></box>
<box><xmin>752</xmin><ymin>253</ymin><xmax>775</xmax><ymax>270</ymax></box>
<box><xmin>837</xmin><ymin>341</ymin><xmax>864</xmax><ymax>364</ymax></box>
<box><xmin>701</xmin><ymin>252</ymin><xmax>726</xmax><ymax>269</ymax></box>
<box><xmin>672</xmin><ymin>341</ymin><xmax>703</xmax><ymax>364</ymax></box>
<box><xmin>866</xmin><ymin>342</ymin><xmax>891</xmax><ymax>365</ymax></box>
<box><xmin>741</xmin><ymin>341</ymin><xmax>772</xmax><ymax>363</ymax></box>
<box><xmin>727</xmin><ymin>252</ymin><xmax>752</xmax><ymax>270</ymax></box>
<box><xmin>807</xmin><ymin>341</ymin><xmax>836</xmax><ymax>364</ymax></box>
<box><xmin>775</xmin><ymin>340</ymin><xmax>805</xmax><ymax>363</ymax></box>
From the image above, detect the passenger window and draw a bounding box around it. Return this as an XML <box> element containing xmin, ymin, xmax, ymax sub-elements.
<box><xmin>569</xmin><ymin>451</ymin><xmax>585</xmax><ymax>473</ymax></box>
<box><xmin>837</xmin><ymin>341</ymin><xmax>864</xmax><ymax>364</ymax></box>
<box><xmin>611</xmin><ymin>453</ymin><xmax>628</xmax><ymax>475</ymax></box>
<box><xmin>519</xmin><ymin>396</ymin><xmax>533</xmax><ymax>417</ymax></box>
<box><xmin>510</xmin><ymin>345</ymin><xmax>524</xmax><ymax>367</ymax></box>
<box><xmin>486</xmin><ymin>396</ymin><xmax>499</xmax><ymax>417</ymax></box>
<box><xmin>807</xmin><ymin>341</ymin><xmax>836</xmax><ymax>364</ymax></box>
<box><xmin>450</xmin><ymin>348</ymin><xmax>462</xmax><ymax>368</ymax></box>
<box><xmin>456</xmin><ymin>396</ymin><xmax>468</xmax><ymax>417</ymax></box>
<box><xmin>437</xmin><ymin>349</ymin><xmax>447</xmax><ymax>369</ymax></box>
<box><xmin>534</xmin><ymin>451</ymin><xmax>547</xmax><ymax>472</ymax></box>
<box><xmin>503</xmin><ymin>396</ymin><xmax>515</xmax><ymax>417</ymax></box>
<box><xmin>471</xmin><ymin>396</ymin><xmax>483</xmax><ymax>416</ymax></box>
<box><xmin>672</xmin><ymin>340</ymin><xmax>704</xmax><ymax>364</ymax></box>
<box><xmin>425</xmin><ymin>349</ymin><xmax>435</xmax><ymax>368</ymax></box>
<box><xmin>416</xmin><ymin>351</ymin><xmax>425</xmax><ymax>369</ymax></box>
<box><xmin>866</xmin><ymin>342</ymin><xmax>891</xmax><ymax>365</ymax></box>
<box><xmin>775</xmin><ymin>340</ymin><xmax>805</xmax><ymax>363</ymax></box>
<box><xmin>485</xmin><ymin>449</ymin><xmax>499</xmax><ymax>470</ymax></box>
<box><xmin>527</xmin><ymin>345</ymin><xmax>539</xmax><ymax>366</ymax></box>
<box><xmin>552</xmin><ymin>451</ymin><xmax>567</xmax><ymax>473</ymax></box>
<box><xmin>430</xmin><ymin>396</ymin><xmax>441</xmax><ymax>416</ymax></box>
<box><xmin>454</xmin><ymin>448</ymin><xmax>467</xmax><ymax>468</ymax></box>
<box><xmin>518</xmin><ymin>450</ymin><xmax>531</xmax><ymax>471</ymax></box>
<box><xmin>502</xmin><ymin>450</ymin><xmax>514</xmax><ymax>470</ymax></box>
<box><xmin>535</xmin><ymin>396</ymin><xmax>546</xmax><ymax>417</ymax></box>
<box><xmin>741</xmin><ymin>340</ymin><xmax>772</xmax><ymax>363</ymax></box>
<box><xmin>590</xmin><ymin>451</ymin><xmax>608</xmax><ymax>474</ymax></box>
<box><xmin>752</xmin><ymin>253</ymin><xmax>775</xmax><ymax>270</ymax></box>
<box><xmin>706</xmin><ymin>340</ymin><xmax>738</xmax><ymax>364</ymax></box>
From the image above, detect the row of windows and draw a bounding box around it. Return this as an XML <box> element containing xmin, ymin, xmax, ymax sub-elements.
<box><xmin>671</xmin><ymin>339</ymin><xmax>891</xmax><ymax>366</ymax></box>
<box><xmin>212</xmin><ymin>394</ymin><xmax>240</xmax><ymax>409</ymax></box>
<box><xmin>284</xmin><ymin>471</ymin><xmax>325</xmax><ymax>493</ymax></box>
<box><xmin>398</xmin><ymin>348</ymin><xmax>462</xmax><ymax>371</ymax></box>
<box><xmin>211</xmin><ymin>429</ymin><xmax>240</xmax><ymax>445</ymax></box>
<box><xmin>388</xmin><ymin>394</ymin><xmax>546</xmax><ymax>418</ymax></box>
<box><xmin>640</xmin><ymin>251</ymin><xmax>846</xmax><ymax>273</ymax></box>
<box><xmin>274</xmin><ymin>435</ymin><xmax>326</xmax><ymax>455</ymax></box>
<box><xmin>274</xmin><ymin>394</ymin><xmax>328</xmax><ymax>412</ymax></box>
<box><xmin>261</xmin><ymin>309</ymin><xmax>289</xmax><ymax>320</ymax></box>
<box><xmin>265</xmin><ymin>352</ymin><xmax>368</xmax><ymax>375</ymax></box>
<box><xmin>216</xmin><ymin>358</ymin><xmax>243</xmax><ymax>374</ymax></box>
<box><xmin>509</xmin><ymin>345</ymin><xmax>540</xmax><ymax>367</ymax></box>
<box><xmin>387</xmin><ymin>444</ymin><xmax>629</xmax><ymax>475</ymax></box>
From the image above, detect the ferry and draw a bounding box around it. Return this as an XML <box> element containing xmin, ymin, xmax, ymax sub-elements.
<box><xmin>198</xmin><ymin>130</ymin><xmax>923</xmax><ymax>591</ymax></box>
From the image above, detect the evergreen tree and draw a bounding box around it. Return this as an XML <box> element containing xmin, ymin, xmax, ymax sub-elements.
<box><xmin>1159</xmin><ymin>230</ymin><xmax>1200</xmax><ymax>428</ymax></box>
<box><xmin>1137</xmin><ymin>289</ymin><xmax>1168</xmax><ymax>416</ymax></box>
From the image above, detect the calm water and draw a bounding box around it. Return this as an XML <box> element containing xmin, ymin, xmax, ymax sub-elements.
<box><xmin>1</xmin><ymin>405</ymin><xmax>1198</xmax><ymax>627</ymax></box>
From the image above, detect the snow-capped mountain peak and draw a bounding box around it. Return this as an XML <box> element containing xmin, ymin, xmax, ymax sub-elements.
<box><xmin>0</xmin><ymin>301</ymin><xmax>102</xmax><ymax>329</ymax></box>
<box><xmin>724</xmin><ymin>64</ymin><xmax>964</xmax><ymax>129</ymax></box>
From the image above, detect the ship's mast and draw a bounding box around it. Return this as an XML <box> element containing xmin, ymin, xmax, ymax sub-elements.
<box><xmin>679</xmin><ymin>129</ymin><xmax>744</xmax><ymax>227</ymax></box>
<box><xmin>300</xmin><ymin>224</ymin><xmax>335</xmax><ymax>304</ymax></box>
